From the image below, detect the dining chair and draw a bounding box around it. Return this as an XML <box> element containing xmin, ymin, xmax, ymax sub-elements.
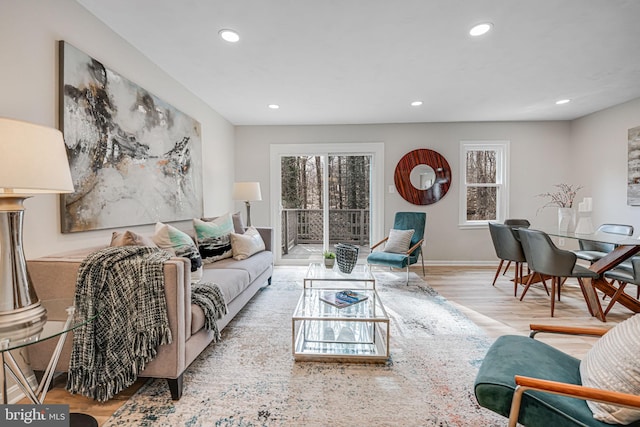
<box><xmin>518</xmin><ymin>228</ymin><xmax>599</xmax><ymax>317</ymax></box>
<box><xmin>602</xmin><ymin>257</ymin><xmax>640</xmax><ymax>315</ymax></box>
<box><xmin>367</xmin><ymin>212</ymin><xmax>426</xmax><ymax>284</ymax></box>
<box><xmin>574</xmin><ymin>223</ymin><xmax>634</xmax><ymax>264</ymax></box>
<box><xmin>488</xmin><ymin>222</ymin><xmax>526</xmax><ymax>296</ymax></box>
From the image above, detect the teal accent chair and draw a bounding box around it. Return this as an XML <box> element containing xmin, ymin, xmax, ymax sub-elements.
<box><xmin>367</xmin><ymin>212</ymin><xmax>426</xmax><ymax>284</ymax></box>
<box><xmin>475</xmin><ymin>325</ymin><xmax>640</xmax><ymax>427</ymax></box>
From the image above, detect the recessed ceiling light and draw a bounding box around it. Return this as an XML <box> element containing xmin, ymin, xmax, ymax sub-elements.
<box><xmin>556</xmin><ymin>99</ymin><xmax>571</xmax><ymax>105</ymax></box>
<box><xmin>411</xmin><ymin>101</ymin><xmax>423</xmax><ymax>107</ymax></box>
<box><xmin>469</xmin><ymin>23</ymin><xmax>493</xmax><ymax>37</ymax></box>
<box><xmin>219</xmin><ymin>29</ymin><xmax>240</xmax><ymax>43</ymax></box>
<box><xmin>268</xmin><ymin>104</ymin><xmax>280</xmax><ymax>109</ymax></box>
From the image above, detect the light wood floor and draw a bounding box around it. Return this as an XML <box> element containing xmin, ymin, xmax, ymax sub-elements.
<box><xmin>27</xmin><ymin>265</ymin><xmax>636</xmax><ymax>425</ymax></box>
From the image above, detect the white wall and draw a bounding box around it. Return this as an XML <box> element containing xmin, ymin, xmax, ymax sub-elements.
<box><xmin>571</xmin><ymin>97</ymin><xmax>640</xmax><ymax>232</ymax></box>
<box><xmin>236</xmin><ymin>121</ymin><xmax>572</xmax><ymax>263</ymax></box>
<box><xmin>1</xmin><ymin>0</ymin><xmax>235</xmax><ymax>258</ymax></box>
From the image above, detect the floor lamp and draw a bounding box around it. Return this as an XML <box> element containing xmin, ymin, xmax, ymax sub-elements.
<box><xmin>0</xmin><ymin>118</ymin><xmax>74</xmax><ymax>335</ymax></box>
<box><xmin>233</xmin><ymin>182</ymin><xmax>262</xmax><ymax>227</ymax></box>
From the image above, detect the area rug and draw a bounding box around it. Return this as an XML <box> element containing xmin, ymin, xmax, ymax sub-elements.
<box><xmin>104</xmin><ymin>268</ymin><xmax>504</xmax><ymax>426</ymax></box>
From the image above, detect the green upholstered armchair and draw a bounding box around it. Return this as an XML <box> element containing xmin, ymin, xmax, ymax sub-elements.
<box><xmin>474</xmin><ymin>324</ymin><xmax>640</xmax><ymax>427</ymax></box>
<box><xmin>366</xmin><ymin>212</ymin><xmax>426</xmax><ymax>284</ymax></box>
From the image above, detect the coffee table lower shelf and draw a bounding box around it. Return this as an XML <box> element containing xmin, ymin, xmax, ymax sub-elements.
<box><xmin>292</xmin><ymin>318</ymin><xmax>389</xmax><ymax>362</ymax></box>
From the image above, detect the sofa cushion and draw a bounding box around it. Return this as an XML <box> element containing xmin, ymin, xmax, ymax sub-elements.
<box><xmin>201</xmin><ymin>267</ymin><xmax>250</xmax><ymax>303</ymax></box>
<box><xmin>205</xmin><ymin>251</ymin><xmax>272</xmax><ymax>283</ymax></box>
<box><xmin>194</xmin><ymin>216</ymin><xmax>234</xmax><ymax>263</ymax></box>
<box><xmin>230</xmin><ymin>226</ymin><xmax>265</xmax><ymax>260</ymax></box>
<box><xmin>191</xmin><ymin>304</ymin><xmax>206</xmax><ymax>335</ymax></box>
<box><xmin>152</xmin><ymin>222</ymin><xmax>203</xmax><ymax>284</ymax></box>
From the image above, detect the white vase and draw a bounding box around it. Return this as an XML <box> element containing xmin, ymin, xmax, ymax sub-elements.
<box><xmin>558</xmin><ymin>207</ymin><xmax>575</xmax><ymax>232</ymax></box>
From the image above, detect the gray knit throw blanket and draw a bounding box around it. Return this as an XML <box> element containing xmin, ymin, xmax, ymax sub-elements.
<box><xmin>67</xmin><ymin>246</ymin><xmax>172</xmax><ymax>402</ymax></box>
<box><xmin>191</xmin><ymin>282</ymin><xmax>228</xmax><ymax>341</ymax></box>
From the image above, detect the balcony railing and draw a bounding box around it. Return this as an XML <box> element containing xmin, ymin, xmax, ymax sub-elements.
<box><xmin>282</xmin><ymin>209</ymin><xmax>370</xmax><ymax>255</ymax></box>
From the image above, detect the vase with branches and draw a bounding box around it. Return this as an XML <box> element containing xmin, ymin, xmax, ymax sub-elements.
<box><xmin>538</xmin><ymin>184</ymin><xmax>583</xmax><ymax>231</ymax></box>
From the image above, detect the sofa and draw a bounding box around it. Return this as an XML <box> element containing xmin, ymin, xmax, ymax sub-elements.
<box><xmin>26</xmin><ymin>226</ymin><xmax>274</xmax><ymax>400</ymax></box>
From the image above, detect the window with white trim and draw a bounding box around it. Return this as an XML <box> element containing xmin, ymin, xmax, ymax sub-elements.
<box><xmin>459</xmin><ymin>141</ymin><xmax>509</xmax><ymax>227</ymax></box>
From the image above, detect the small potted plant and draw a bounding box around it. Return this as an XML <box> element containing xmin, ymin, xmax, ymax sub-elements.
<box><xmin>323</xmin><ymin>251</ymin><xmax>336</xmax><ymax>269</ymax></box>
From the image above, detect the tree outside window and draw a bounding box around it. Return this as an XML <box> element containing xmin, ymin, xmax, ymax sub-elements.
<box><xmin>459</xmin><ymin>141</ymin><xmax>509</xmax><ymax>227</ymax></box>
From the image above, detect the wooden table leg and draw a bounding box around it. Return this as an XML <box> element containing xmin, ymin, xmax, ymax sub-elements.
<box><xmin>581</xmin><ymin>277</ymin><xmax>606</xmax><ymax>321</ymax></box>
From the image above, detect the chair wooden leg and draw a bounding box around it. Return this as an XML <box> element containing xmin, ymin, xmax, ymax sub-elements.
<box><xmin>420</xmin><ymin>251</ymin><xmax>425</xmax><ymax>276</ymax></box>
<box><xmin>513</xmin><ymin>262</ymin><xmax>520</xmax><ymax>297</ymax></box>
<box><xmin>502</xmin><ymin>261</ymin><xmax>512</xmax><ymax>275</ymax></box>
<box><xmin>519</xmin><ymin>273</ymin><xmax>535</xmax><ymax>301</ymax></box>
<box><xmin>492</xmin><ymin>260</ymin><xmax>505</xmax><ymax>286</ymax></box>
<box><xmin>550</xmin><ymin>277</ymin><xmax>557</xmax><ymax>317</ymax></box>
<box><xmin>540</xmin><ymin>276</ymin><xmax>550</xmax><ymax>296</ymax></box>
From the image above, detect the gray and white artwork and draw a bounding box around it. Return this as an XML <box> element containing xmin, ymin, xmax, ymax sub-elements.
<box><xmin>628</xmin><ymin>125</ymin><xmax>640</xmax><ymax>206</ymax></box>
<box><xmin>59</xmin><ymin>41</ymin><xmax>203</xmax><ymax>232</ymax></box>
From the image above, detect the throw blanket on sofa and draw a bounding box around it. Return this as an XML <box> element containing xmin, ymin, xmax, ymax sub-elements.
<box><xmin>67</xmin><ymin>246</ymin><xmax>172</xmax><ymax>402</ymax></box>
<box><xmin>191</xmin><ymin>282</ymin><xmax>228</xmax><ymax>341</ymax></box>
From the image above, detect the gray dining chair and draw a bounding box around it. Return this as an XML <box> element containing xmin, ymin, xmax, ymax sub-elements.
<box><xmin>602</xmin><ymin>257</ymin><xmax>640</xmax><ymax>315</ymax></box>
<box><xmin>518</xmin><ymin>228</ymin><xmax>599</xmax><ymax>317</ymax></box>
<box><xmin>488</xmin><ymin>222</ymin><xmax>526</xmax><ymax>296</ymax></box>
<box><xmin>574</xmin><ymin>223</ymin><xmax>634</xmax><ymax>264</ymax></box>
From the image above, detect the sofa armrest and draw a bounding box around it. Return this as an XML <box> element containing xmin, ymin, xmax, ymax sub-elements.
<box><xmin>255</xmin><ymin>227</ymin><xmax>274</xmax><ymax>253</ymax></box>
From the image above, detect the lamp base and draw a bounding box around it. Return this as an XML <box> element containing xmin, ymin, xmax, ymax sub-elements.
<box><xmin>0</xmin><ymin>201</ymin><xmax>47</xmax><ymax>338</ymax></box>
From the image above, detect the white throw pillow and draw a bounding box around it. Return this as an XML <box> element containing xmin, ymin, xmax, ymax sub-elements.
<box><xmin>152</xmin><ymin>222</ymin><xmax>203</xmax><ymax>284</ymax></box>
<box><xmin>580</xmin><ymin>314</ymin><xmax>640</xmax><ymax>424</ymax></box>
<box><xmin>230</xmin><ymin>226</ymin><xmax>265</xmax><ymax>260</ymax></box>
<box><xmin>383</xmin><ymin>229</ymin><xmax>415</xmax><ymax>254</ymax></box>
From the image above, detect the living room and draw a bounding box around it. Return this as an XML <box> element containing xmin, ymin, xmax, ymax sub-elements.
<box><xmin>2</xmin><ymin>1</ymin><xmax>640</xmax><ymax>426</ymax></box>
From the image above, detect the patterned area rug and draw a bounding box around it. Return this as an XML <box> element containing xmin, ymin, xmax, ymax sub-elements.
<box><xmin>105</xmin><ymin>268</ymin><xmax>504</xmax><ymax>426</ymax></box>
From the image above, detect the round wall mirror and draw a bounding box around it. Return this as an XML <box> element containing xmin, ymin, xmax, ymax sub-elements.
<box><xmin>394</xmin><ymin>149</ymin><xmax>451</xmax><ymax>205</ymax></box>
<box><xmin>409</xmin><ymin>164</ymin><xmax>436</xmax><ymax>190</ymax></box>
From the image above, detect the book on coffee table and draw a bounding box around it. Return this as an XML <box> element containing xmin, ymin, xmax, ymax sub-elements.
<box><xmin>320</xmin><ymin>290</ymin><xmax>368</xmax><ymax>308</ymax></box>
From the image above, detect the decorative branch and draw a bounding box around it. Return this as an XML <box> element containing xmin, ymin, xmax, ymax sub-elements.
<box><xmin>537</xmin><ymin>184</ymin><xmax>583</xmax><ymax>210</ymax></box>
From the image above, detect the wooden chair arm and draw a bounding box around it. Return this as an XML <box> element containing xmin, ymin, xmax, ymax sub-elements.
<box><xmin>529</xmin><ymin>324</ymin><xmax>610</xmax><ymax>338</ymax></box>
<box><xmin>406</xmin><ymin>238</ymin><xmax>424</xmax><ymax>255</ymax></box>
<box><xmin>370</xmin><ymin>237</ymin><xmax>389</xmax><ymax>251</ymax></box>
<box><xmin>508</xmin><ymin>375</ymin><xmax>640</xmax><ymax>427</ymax></box>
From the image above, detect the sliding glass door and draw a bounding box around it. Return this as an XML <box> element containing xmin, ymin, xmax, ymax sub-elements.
<box><xmin>270</xmin><ymin>143</ymin><xmax>384</xmax><ymax>265</ymax></box>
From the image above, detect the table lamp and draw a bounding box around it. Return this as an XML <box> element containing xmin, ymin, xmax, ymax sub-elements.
<box><xmin>0</xmin><ymin>118</ymin><xmax>74</xmax><ymax>334</ymax></box>
<box><xmin>233</xmin><ymin>182</ymin><xmax>262</xmax><ymax>226</ymax></box>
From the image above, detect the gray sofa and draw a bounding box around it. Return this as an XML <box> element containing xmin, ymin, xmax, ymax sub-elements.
<box><xmin>26</xmin><ymin>227</ymin><xmax>274</xmax><ymax>400</ymax></box>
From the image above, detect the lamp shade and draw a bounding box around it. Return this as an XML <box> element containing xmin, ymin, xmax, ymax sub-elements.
<box><xmin>233</xmin><ymin>182</ymin><xmax>262</xmax><ymax>201</ymax></box>
<box><xmin>0</xmin><ymin>118</ymin><xmax>74</xmax><ymax>195</ymax></box>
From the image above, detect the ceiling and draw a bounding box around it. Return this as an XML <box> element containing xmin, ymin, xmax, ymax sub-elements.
<box><xmin>76</xmin><ymin>0</ymin><xmax>640</xmax><ymax>126</ymax></box>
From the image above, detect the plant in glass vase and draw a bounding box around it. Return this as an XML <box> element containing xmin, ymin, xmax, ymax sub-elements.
<box><xmin>537</xmin><ymin>184</ymin><xmax>583</xmax><ymax>231</ymax></box>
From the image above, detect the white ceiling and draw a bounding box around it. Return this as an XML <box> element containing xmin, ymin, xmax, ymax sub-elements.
<box><xmin>76</xmin><ymin>0</ymin><xmax>640</xmax><ymax>126</ymax></box>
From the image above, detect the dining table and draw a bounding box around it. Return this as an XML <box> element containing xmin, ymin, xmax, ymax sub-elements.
<box><xmin>535</xmin><ymin>227</ymin><xmax>640</xmax><ymax>322</ymax></box>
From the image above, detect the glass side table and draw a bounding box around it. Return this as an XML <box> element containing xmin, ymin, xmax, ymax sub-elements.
<box><xmin>0</xmin><ymin>298</ymin><xmax>97</xmax><ymax>426</ymax></box>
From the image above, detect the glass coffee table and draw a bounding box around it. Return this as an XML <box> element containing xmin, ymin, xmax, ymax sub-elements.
<box><xmin>292</xmin><ymin>263</ymin><xmax>389</xmax><ymax>362</ymax></box>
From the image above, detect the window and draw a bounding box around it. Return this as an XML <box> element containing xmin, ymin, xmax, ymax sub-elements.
<box><xmin>459</xmin><ymin>141</ymin><xmax>509</xmax><ymax>227</ymax></box>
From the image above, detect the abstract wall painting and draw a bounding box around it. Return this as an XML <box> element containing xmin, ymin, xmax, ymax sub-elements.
<box><xmin>629</xmin><ymin>125</ymin><xmax>640</xmax><ymax>206</ymax></box>
<box><xmin>59</xmin><ymin>41</ymin><xmax>203</xmax><ymax>232</ymax></box>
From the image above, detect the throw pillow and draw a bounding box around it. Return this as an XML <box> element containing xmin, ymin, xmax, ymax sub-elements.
<box><xmin>152</xmin><ymin>222</ymin><xmax>203</xmax><ymax>284</ymax></box>
<box><xmin>110</xmin><ymin>230</ymin><xmax>157</xmax><ymax>248</ymax></box>
<box><xmin>193</xmin><ymin>216</ymin><xmax>234</xmax><ymax>263</ymax></box>
<box><xmin>383</xmin><ymin>229</ymin><xmax>415</xmax><ymax>254</ymax></box>
<box><xmin>580</xmin><ymin>314</ymin><xmax>640</xmax><ymax>424</ymax></box>
<box><xmin>202</xmin><ymin>211</ymin><xmax>245</xmax><ymax>234</ymax></box>
<box><xmin>230</xmin><ymin>226</ymin><xmax>265</xmax><ymax>260</ymax></box>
